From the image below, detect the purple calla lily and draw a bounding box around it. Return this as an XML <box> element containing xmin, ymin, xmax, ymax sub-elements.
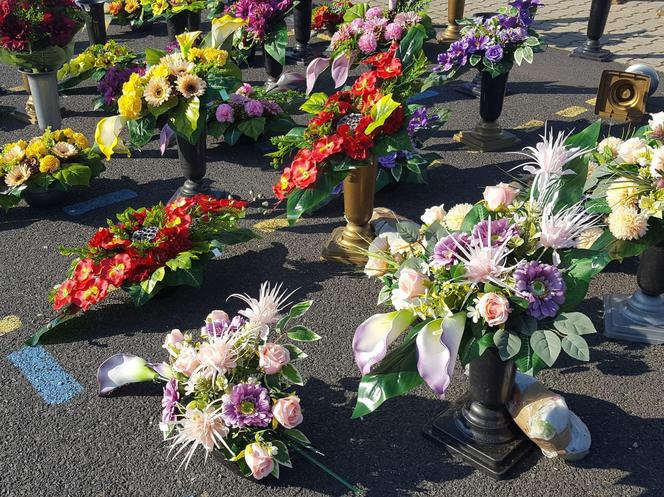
<box><xmin>97</xmin><ymin>353</ymin><xmax>159</xmax><ymax>396</ymax></box>
<box><xmin>159</xmin><ymin>125</ymin><xmax>175</xmax><ymax>156</ymax></box>
<box><xmin>306</xmin><ymin>57</ymin><xmax>330</xmax><ymax>95</ymax></box>
<box><xmin>415</xmin><ymin>313</ymin><xmax>466</xmax><ymax>398</ymax></box>
<box><xmin>331</xmin><ymin>52</ymin><xmax>354</xmax><ymax>89</ymax></box>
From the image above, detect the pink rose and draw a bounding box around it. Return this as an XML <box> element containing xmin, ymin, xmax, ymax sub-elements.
<box><xmin>259</xmin><ymin>343</ymin><xmax>290</xmax><ymax>375</ymax></box>
<box><xmin>398</xmin><ymin>268</ymin><xmax>429</xmax><ymax>299</ymax></box>
<box><xmin>163</xmin><ymin>329</ymin><xmax>185</xmax><ymax>357</ymax></box>
<box><xmin>244</xmin><ymin>443</ymin><xmax>274</xmax><ymax>480</ymax></box>
<box><xmin>172</xmin><ymin>346</ymin><xmax>200</xmax><ymax>377</ymax></box>
<box><xmin>477</xmin><ymin>292</ymin><xmax>511</xmax><ymax>327</ymax></box>
<box><xmin>483</xmin><ymin>183</ymin><xmax>519</xmax><ymax>211</ymax></box>
<box><xmin>272</xmin><ymin>396</ymin><xmax>303</xmax><ymax>429</ymax></box>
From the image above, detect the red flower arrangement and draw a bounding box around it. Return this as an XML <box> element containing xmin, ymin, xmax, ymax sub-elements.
<box><xmin>28</xmin><ymin>195</ymin><xmax>257</xmax><ymax>345</ymax></box>
<box><xmin>0</xmin><ymin>0</ymin><xmax>84</xmax><ymax>71</ymax></box>
<box><xmin>311</xmin><ymin>0</ymin><xmax>352</xmax><ymax>33</ymax></box>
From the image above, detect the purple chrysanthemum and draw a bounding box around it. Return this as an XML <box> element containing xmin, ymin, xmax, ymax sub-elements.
<box><xmin>431</xmin><ymin>232</ymin><xmax>471</xmax><ymax>269</ymax></box>
<box><xmin>514</xmin><ymin>261</ymin><xmax>566</xmax><ymax>319</ymax></box>
<box><xmin>161</xmin><ymin>378</ymin><xmax>179</xmax><ymax>425</ymax></box>
<box><xmin>261</xmin><ymin>99</ymin><xmax>283</xmax><ymax>116</ymax></box>
<box><xmin>98</xmin><ymin>65</ymin><xmax>145</xmax><ymax>106</ymax></box>
<box><xmin>215</xmin><ymin>103</ymin><xmax>234</xmax><ymax>123</ymax></box>
<box><xmin>244</xmin><ymin>99</ymin><xmax>264</xmax><ymax>118</ymax></box>
<box><xmin>471</xmin><ymin>218</ymin><xmax>517</xmax><ymax>246</ymax></box>
<box><xmin>221</xmin><ymin>383</ymin><xmax>273</xmax><ymax>428</ymax></box>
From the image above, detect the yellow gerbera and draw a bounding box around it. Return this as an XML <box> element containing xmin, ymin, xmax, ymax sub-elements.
<box><xmin>39</xmin><ymin>155</ymin><xmax>61</xmax><ymax>174</ymax></box>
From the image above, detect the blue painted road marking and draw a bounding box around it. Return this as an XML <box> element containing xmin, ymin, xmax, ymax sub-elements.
<box><xmin>63</xmin><ymin>189</ymin><xmax>138</xmax><ymax>216</ymax></box>
<box><xmin>7</xmin><ymin>346</ymin><xmax>83</xmax><ymax>405</ymax></box>
<box><xmin>407</xmin><ymin>90</ymin><xmax>439</xmax><ymax>103</ymax></box>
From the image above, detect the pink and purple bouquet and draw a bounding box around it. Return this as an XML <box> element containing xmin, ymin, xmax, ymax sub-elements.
<box><xmin>351</xmin><ymin>122</ymin><xmax>611</xmax><ymax>418</ymax></box>
<box><xmin>427</xmin><ymin>0</ymin><xmax>543</xmax><ymax>85</ymax></box>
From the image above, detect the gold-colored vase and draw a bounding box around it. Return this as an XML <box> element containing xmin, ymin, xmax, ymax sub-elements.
<box><xmin>438</xmin><ymin>0</ymin><xmax>466</xmax><ymax>43</ymax></box>
<box><xmin>321</xmin><ymin>160</ymin><xmax>377</xmax><ymax>265</ymax></box>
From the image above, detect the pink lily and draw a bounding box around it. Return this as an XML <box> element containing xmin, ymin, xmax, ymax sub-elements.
<box><xmin>306</xmin><ymin>56</ymin><xmax>330</xmax><ymax>95</ymax></box>
<box><xmin>331</xmin><ymin>52</ymin><xmax>354</xmax><ymax>89</ymax></box>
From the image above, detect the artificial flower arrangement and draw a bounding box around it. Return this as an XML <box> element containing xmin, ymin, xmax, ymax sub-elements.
<box><xmin>269</xmin><ymin>42</ymin><xmax>447</xmax><ymax>224</ymax></box>
<box><xmin>95</xmin><ymin>32</ymin><xmax>242</xmax><ymax>159</ymax></box>
<box><xmin>312</xmin><ymin>0</ymin><xmax>354</xmax><ymax>35</ymax></box>
<box><xmin>141</xmin><ymin>0</ymin><xmax>206</xmax><ymax>19</ymax></box>
<box><xmin>108</xmin><ymin>0</ymin><xmax>153</xmax><ymax>29</ymax></box>
<box><xmin>57</xmin><ymin>40</ymin><xmax>139</xmax><ymax>92</ymax></box>
<box><xmin>583</xmin><ymin>112</ymin><xmax>664</xmax><ymax>258</ymax></box>
<box><xmin>96</xmin><ymin>283</ymin><xmax>359</xmax><ymax>491</ymax></box>
<box><xmin>425</xmin><ymin>0</ymin><xmax>542</xmax><ymax>87</ymax></box>
<box><xmin>351</xmin><ymin>122</ymin><xmax>612</xmax><ymax>418</ymax></box>
<box><xmin>0</xmin><ymin>128</ymin><xmax>104</xmax><ymax>211</ymax></box>
<box><xmin>0</xmin><ymin>0</ymin><xmax>85</xmax><ymax>72</ymax></box>
<box><xmin>95</xmin><ymin>65</ymin><xmax>147</xmax><ymax>112</ymax></box>
<box><xmin>306</xmin><ymin>3</ymin><xmax>434</xmax><ymax>91</ymax></box>
<box><xmin>223</xmin><ymin>0</ymin><xmax>296</xmax><ymax>66</ymax></box>
<box><xmin>27</xmin><ymin>194</ymin><xmax>257</xmax><ymax>345</ymax></box>
<box><xmin>209</xmin><ymin>83</ymin><xmax>301</xmax><ymax>145</ymax></box>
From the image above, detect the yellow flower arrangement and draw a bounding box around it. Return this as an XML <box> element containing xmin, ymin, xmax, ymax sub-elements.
<box><xmin>58</xmin><ymin>41</ymin><xmax>138</xmax><ymax>82</ymax></box>
<box><xmin>25</xmin><ymin>139</ymin><xmax>48</xmax><ymax>158</ymax></box>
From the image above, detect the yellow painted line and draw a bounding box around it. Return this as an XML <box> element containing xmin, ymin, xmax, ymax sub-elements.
<box><xmin>253</xmin><ymin>218</ymin><xmax>296</xmax><ymax>233</ymax></box>
<box><xmin>514</xmin><ymin>119</ymin><xmax>544</xmax><ymax>130</ymax></box>
<box><xmin>0</xmin><ymin>315</ymin><xmax>22</xmax><ymax>336</ymax></box>
<box><xmin>556</xmin><ymin>106</ymin><xmax>588</xmax><ymax>118</ymax></box>
<box><xmin>316</xmin><ymin>33</ymin><xmax>332</xmax><ymax>41</ymax></box>
<box><xmin>8</xmin><ymin>85</ymin><xmax>25</xmax><ymax>92</ymax></box>
<box><xmin>586</xmin><ymin>97</ymin><xmax>597</xmax><ymax>106</ymax></box>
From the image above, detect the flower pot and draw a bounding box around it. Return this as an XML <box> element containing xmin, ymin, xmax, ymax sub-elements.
<box><xmin>166</xmin><ymin>12</ymin><xmax>189</xmax><ymax>41</ymax></box>
<box><xmin>458</xmin><ymin>70</ymin><xmax>519</xmax><ymax>152</ymax></box>
<box><xmin>438</xmin><ymin>0</ymin><xmax>466</xmax><ymax>43</ymax></box>
<box><xmin>20</xmin><ymin>70</ymin><xmax>62</xmax><ymax>130</ymax></box>
<box><xmin>424</xmin><ymin>347</ymin><xmax>534</xmax><ymax>479</ymax></box>
<box><xmin>23</xmin><ymin>187</ymin><xmax>68</xmax><ymax>208</ymax></box>
<box><xmin>187</xmin><ymin>11</ymin><xmax>201</xmax><ymax>31</ymax></box>
<box><xmin>264</xmin><ymin>50</ymin><xmax>283</xmax><ymax>84</ymax></box>
<box><xmin>571</xmin><ymin>0</ymin><xmax>613</xmax><ymax>61</ymax></box>
<box><xmin>292</xmin><ymin>0</ymin><xmax>312</xmax><ymax>60</ymax></box>
<box><xmin>174</xmin><ymin>128</ymin><xmax>208</xmax><ymax>198</ymax></box>
<box><xmin>83</xmin><ymin>1</ymin><xmax>108</xmax><ymax>45</ymax></box>
<box><xmin>321</xmin><ymin>161</ymin><xmax>377</xmax><ymax>265</ymax></box>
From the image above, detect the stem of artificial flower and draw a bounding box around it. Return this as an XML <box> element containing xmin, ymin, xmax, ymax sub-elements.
<box><xmin>290</xmin><ymin>445</ymin><xmax>365</xmax><ymax>495</ymax></box>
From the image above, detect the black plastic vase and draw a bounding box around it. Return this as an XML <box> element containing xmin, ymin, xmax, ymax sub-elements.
<box><xmin>174</xmin><ymin>129</ymin><xmax>207</xmax><ymax>199</ymax></box>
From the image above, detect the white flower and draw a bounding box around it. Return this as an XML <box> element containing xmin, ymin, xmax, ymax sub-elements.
<box><xmin>420</xmin><ymin>204</ymin><xmax>446</xmax><ymax>225</ymax></box>
<box><xmin>364</xmin><ymin>234</ymin><xmax>391</xmax><ymax>277</ymax></box>
<box><xmin>575</xmin><ymin>227</ymin><xmax>604</xmax><ymax>250</ymax></box>
<box><xmin>617</xmin><ymin>137</ymin><xmax>649</xmax><ymax>164</ymax></box>
<box><xmin>649</xmin><ymin>147</ymin><xmax>664</xmax><ymax>178</ymax></box>
<box><xmin>608</xmin><ymin>206</ymin><xmax>648</xmax><ymax>240</ymax></box>
<box><xmin>606</xmin><ymin>178</ymin><xmax>640</xmax><ymax>208</ymax></box>
<box><xmin>597</xmin><ymin>136</ymin><xmax>623</xmax><ymax>157</ymax></box>
<box><xmin>538</xmin><ymin>199</ymin><xmax>601</xmax><ymax>251</ymax></box>
<box><xmin>229</xmin><ymin>282</ymin><xmax>296</xmax><ymax>326</ymax></box>
<box><xmin>466</xmin><ymin>303</ymin><xmax>481</xmax><ymax>323</ymax></box>
<box><xmin>445</xmin><ymin>203</ymin><xmax>473</xmax><ymax>231</ymax></box>
<box><xmin>167</xmin><ymin>405</ymin><xmax>230</xmax><ymax>469</ymax></box>
<box><xmin>648</xmin><ymin>111</ymin><xmax>664</xmax><ymax>139</ymax></box>
<box><xmin>195</xmin><ymin>336</ymin><xmax>237</xmax><ymax>381</ymax></box>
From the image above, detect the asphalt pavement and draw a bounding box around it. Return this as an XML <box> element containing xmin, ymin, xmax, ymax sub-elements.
<box><xmin>1</xmin><ymin>18</ymin><xmax>664</xmax><ymax>497</ymax></box>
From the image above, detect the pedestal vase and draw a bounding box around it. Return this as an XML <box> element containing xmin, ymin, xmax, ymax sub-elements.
<box><xmin>173</xmin><ymin>128</ymin><xmax>208</xmax><ymax>199</ymax></box>
<box><xmin>571</xmin><ymin>0</ymin><xmax>613</xmax><ymax>61</ymax></box>
<box><xmin>438</xmin><ymin>0</ymin><xmax>466</xmax><ymax>43</ymax></box>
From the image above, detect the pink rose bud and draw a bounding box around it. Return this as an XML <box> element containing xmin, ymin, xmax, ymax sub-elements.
<box><xmin>244</xmin><ymin>443</ymin><xmax>274</xmax><ymax>480</ymax></box>
<box><xmin>483</xmin><ymin>183</ymin><xmax>519</xmax><ymax>211</ymax></box>
<box><xmin>163</xmin><ymin>329</ymin><xmax>185</xmax><ymax>356</ymax></box>
<box><xmin>272</xmin><ymin>396</ymin><xmax>304</xmax><ymax>429</ymax></box>
<box><xmin>477</xmin><ymin>292</ymin><xmax>511</xmax><ymax>327</ymax></box>
<box><xmin>259</xmin><ymin>343</ymin><xmax>291</xmax><ymax>375</ymax></box>
<box><xmin>656</xmin><ymin>178</ymin><xmax>664</xmax><ymax>189</ymax></box>
<box><xmin>172</xmin><ymin>346</ymin><xmax>200</xmax><ymax>377</ymax></box>
<box><xmin>398</xmin><ymin>268</ymin><xmax>429</xmax><ymax>299</ymax></box>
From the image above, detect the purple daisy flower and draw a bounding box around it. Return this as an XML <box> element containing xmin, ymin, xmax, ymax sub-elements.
<box><xmin>431</xmin><ymin>232</ymin><xmax>471</xmax><ymax>269</ymax></box>
<box><xmin>407</xmin><ymin>107</ymin><xmax>438</xmax><ymax>136</ymax></box>
<box><xmin>471</xmin><ymin>218</ymin><xmax>517</xmax><ymax>246</ymax></box>
<box><xmin>161</xmin><ymin>378</ymin><xmax>179</xmax><ymax>425</ymax></box>
<box><xmin>514</xmin><ymin>261</ymin><xmax>566</xmax><ymax>320</ymax></box>
<box><xmin>466</xmin><ymin>34</ymin><xmax>490</xmax><ymax>53</ymax></box>
<box><xmin>221</xmin><ymin>383</ymin><xmax>273</xmax><ymax>428</ymax></box>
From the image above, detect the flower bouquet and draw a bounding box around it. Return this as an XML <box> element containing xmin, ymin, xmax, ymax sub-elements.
<box><xmin>0</xmin><ymin>128</ymin><xmax>105</xmax><ymax>211</ymax></box>
<box><xmin>306</xmin><ymin>3</ymin><xmax>434</xmax><ymax>91</ymax></box>
<box><xmin>141</xmin><ymin>0</ymin><xmax>206</xmax><ymax>19</ymax></box>
<box><xmin>209</xmin><ymin>83</ymin><xmax>301</xmax><ymax>145</ymax></box>
<box><xmin>583</xmin><ymin>112</ymin><xmax>664</xmax><ymax>258</ymax></box>
<box><xmin>425</xmin><ymin>0</ymin><xmax>543</xmax><ymax>86</ymax></box>
<box><xmin>312</xmin><ymin>0</ymin><xmax>353</xmax><ymax>36</ymax></box>
<box><xmin>108</xmin><ymin>0</ymin><xmax>153</xmax><ymax>29</ymax></box>
<box><xmin>95</xmin><ymin>65</ymin><xmax>147</xmax><ymax>112</ymax></box>
<box><xmin>269</xmin><ymin>43</ymin><xmax>447</xmax><ymax>224</ymax></box>
<box><xmin>0</xmin><ymin>0</ymin><xmax>85</xmax><ymax>73</ymax></box>
<box><xmin>95</xmin><ymin>32</ymin><xmax>242</xmax><ymax>159</ymax></box>
<box><xmin>351</xmin><ymin>122</ymin><xmax>611</xmax><ymax>418</ymax></box>
<box><xmin>96</xmin><ymin>283</ymin><xmax>359</xmax><ymax>491</ymax></box>
<box><xmin>28</xmin><ymin>195</ymin><xmax>257</xmax><ymax>345</ymax></box>
<box><xmin>57</xmin><ymin>40</ymin><xmax>139</xmax><ymax>92</ymax></box>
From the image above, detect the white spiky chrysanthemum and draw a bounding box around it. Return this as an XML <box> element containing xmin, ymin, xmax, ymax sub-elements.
<box><xmin>229</xmin><ymin>282</ymin><xmax>297</xmax><ymax>327</ymax></box>
<box><xmin>167</xmin><ymin>405</ymin><xmax>229</xmax><ymax>469</ymax></box>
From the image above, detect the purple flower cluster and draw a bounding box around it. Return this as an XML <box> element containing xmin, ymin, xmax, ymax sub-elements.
<box><xmin>98</xmin><ymin>65</ymin><xmax>145</xmax><ymax>107</ymax></box>
<box><xmin>432</xmin><ymin>232</ymin><xmax>471</xmax><ymax>269</ymax></box>
<box><xmin>330</xmin><ymin>9</ymin><xmax>421</xmax><ymax>53</ymax></box>
<box><xmin>221</xmin><ymin>383</ymin><xmax>273</xmax><ymax>428</ymax></box>
<box><xmin>227</xmin><ymin>0</ymin><xmax>294</xmax><ymax>41</ymax></box>
<box><xmin>514</xmin><ymin>260</ymin><xmax>566</xmax><ymax>319</ymax></box>
<box><xmin>215</xmin><ymin>91</ymin><xmax>283</xmax><ymax>125</ymax></box>
<box><xmin>407</xmin><ymin>107</ymin><xmax>439</xmax><ymax>136</ymax></box>
<box><xmin>378</xmin><ymin>150</ymin><xmax>412</xmax><ymax>169</ymax></box>
<box><xmin>161</xmin><ymin>378</ymin><xmax>179</xmax><ymax>425</ymax></box>
<box><xmin>435</xmin><ymin>0</ymin><xmax>541</xmax><ymax>73</ymax></box>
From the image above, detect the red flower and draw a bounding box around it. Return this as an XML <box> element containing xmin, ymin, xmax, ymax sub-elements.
<box><xmin>273</xmin><ymin>167</ymin><xmax>294</xmax><ymax>200</ymax></box>
<box><xmin>291</xmin><ymin>152</ymin><xmax>319</xmax><ymax>189</ymax></box>
<box><xmin>338</xmin><ymin>119</ymin><xmax>374</xmax><ymax>161</ymax></box>
<box><xmin>311</xmin><ymin>134</ymin><xmax>344</xmax><ymax>162</ymax></box>
<box><xmin>73</xmin><ymin>258</ymin><xmax>98</xmax><ymax>283</ymax></box>
<box><xmin>362</xmin><ymin>50</ymin><xmax>394</xmax><ymax>69</ymax></box>
<box><xmin>100</xmin><ymin>254</ymin><xmax>133</xmax><ymax>287</ymax></box>
<box><xmin>309</xmin><ymin>110</ymin><xmax>335</xmax><ymax>129</ymax></box>
<box><xmin>53</xmin><ymin>278</ymin><xmax>77</xmax><ymax>311</ymax></box>
<box><xmin>72</xmin><ymin>277</ymin><xmax>109</xmax><ymax>311</ymax></box>
<box><xmin>381</xmin><ymin>105</ymin><xmax>405</xmax><ymax>135</ymax></box>
<box><xmin>376</xmin><ymin>58</ymin><xmax>402</xmax><ymax>79</ymax></box>
<box><xmin>351</xmin><ymin>71</ymin><xmax>378</xmax><ymax>97</ymax></box>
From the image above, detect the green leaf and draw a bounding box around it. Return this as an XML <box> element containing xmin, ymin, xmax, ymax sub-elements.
<box><xmin>530</xmin><ymin>330</ymin><xmax>562</xmax><ymax>367</ymax></box>
<box><xmin>286</xmin><ymin>171</ymin><xmax>346</xmax><ymax>225</ymax></box>
<box><xmin>127</xmin><ymin>114</ymin><xmax>156</xmax><ymax>148</ymax></box>
<box><xmin>280</xmin><ymin>363</ymin><xmax>304</xmax><ymax>385</ymax></box>
<box><xmin>558</xmin><ymin>249</ymin><xmax>611</xmax><ymax>311</ymax></box>
<box><xmin>343</xmin><ymin>2</ymin><xmax>367</xmax><ymax>22</ymax></box>
<box><xmin>459</xmin><ymin>332</ymin><xmax>494</xmax><ymax>365</ymax></box>
<box><xmin>522</xmin><ymin>45</ymin><xmax>534</xmax><ymax>64</ymax></box>
<box><xmin>283</xmin><ymin>428</ymin><xmax>311</xmax><ymax>445</ymax></box>
<box><xmin>395</xmin><ymin>25</ymin><xmax>425</xmax><ymax>69</ymax></box>
<box><xmin>272</xmin><ymin>440</ymin><xmax>292</xmax><ymax>468</ymax></box>
<box><xmin>283</xmin><ymin>344</ymin><xmax>308</xmax><ymax>361</ymax></box>
<box><xmin>525</xmin><ymin>36</ymin><xmax>540</xmax><ymax>46</ymax></box>
<box><xmin>366</xmin><ymin>94</ymin><xmax>400</xmax><ymax>135</ymax></box>
<box><xmin>224</xmin><ymin>127</ymin><xmax>242</xmax><ymax>146</ymax></box>
<box><xmin>52</xmin><ymin>164</ymin><xmax>92</xmax><ymax>187</ymax></box>
<box><xmin>561</xmin><ymin>334</ymin><xmax>590</xmax><ymax>361</ymax></box>
<box><xmin>147</xmin><ymin>96</ymin><xmax>178</xmax><ymax>118</ymax></box>
<box><xmin>264</xmin><ymin>20</ymin><xmax>288</xmax><ymax>66</ymax></box>
<box><xmin>460</xmin><ymin>204</ymin><xmax>489</xmax><ymax>232</ymax></box>
<box><xmin>514</xmin><ymin>47</ymin><xmax>524</xmax><ymax>66</ymax></box>
<box><xmin>300</xmin><ymin>92</ymin><xmax>328</xmax><ymax>114</ymax></box>
<box><xmin>287</xmin><ymin>325</ymin><xmax>322</xmax><ymax>342</ymax></box>
<box><xmin>553</xmin><ymin>312</ymin><xmax>596</xmax><ymax>336</ymax></box>
<box><xmin>397</xmin><ymin>220</ymin><xmax>420</xmax><ymax>243</ymax></box>
<box><xmin>172</xmin><ymin>97</ymin><xmax>201</xmax><ymax>143</ymax></box>
<box><xmin>493</xmin><ymin>329</ymin><xmax>522</xmax><ymax>360</ymax></box>
<box><xmin>145</xmin><ymin>266</ymin><xmax>166</xmax><ymax>294</ymax></box>
<box><xmin>237</xmin><ymin>117</ymin><xmax>266</xmax><ymax>140</ymax></box>
<box><xmin>145</xmin><ymin>47</ymin><xmax>166</xmax><ymax>65</ymax></box>
<box><xmin>289</xmin><ymin>300</ymin><xmax>313</xmax><ymax>318</ymax></box>
<box><xmin>25</xmin><ymin>311</ymin><xmax>78</xmax><ymax>346</ymax></box>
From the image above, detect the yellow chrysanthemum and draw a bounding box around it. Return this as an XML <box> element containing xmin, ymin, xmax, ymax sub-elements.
<box><xmin>123</xmin><ymin>72</ymin><xmax>145</xmax><ymax>95</ymax></box>
<box><xmin>118</xmin><ymin>93</ymin><xmax>143</xmax><ymax>119</ymax></box>
<box><xmin>147</xmin><ymin>63</ymin><xmax>170</xmax><ymax>79</ymax></box>
<box><xmin>39</xmin><ymin>155</ymin><xmax>61</xmax><ymax>174</ymax></box>
<box><xmin>202</xmin><ymin>47</ymin><xmax>228</xmax><ymax>65</ymax></box>
<box><xmin>445</xmin><ymin>203</ymin><xmax>474</xmax><ymax>231</ymax></box>
<box><xmin>606</xmin><ymin>179</ymin><xmax>640</xmax><ymax>209</ymax></box>
<box><xmin>25</xmin><ymin>139</ymin><xmax>48</xmax><ymax>159</ymax></box>
<box><xmin>608</xmin><ymin>206</ymin><xmax>648</xmax><ymax>241</ymax></box>
<box><xmin>71</xmin><ymin>132</ymin><xmax>90</xmax><ymax>150</ymax></box>
<box><xmin>16</xmin><ymin>139</ymin><xmax>28</xmax><ymax>149</ymax></box>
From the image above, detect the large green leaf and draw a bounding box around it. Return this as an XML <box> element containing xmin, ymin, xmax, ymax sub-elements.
<box><xmin>352</xmin><ymin>322</ymin><xmax>427</xmax><ymax>418</ymax></box>
<box><xmin>493</xmin><ymin>329</ymin><xmax>522</xmax><ymax>360</ymax></box>
<box><xmin>558</xmin><ymin>248</ymin><xmax>611</xmax><ymax>311</ymax></box>
<box><xmin>366</xmin><ymin>94</ymin><xmax>400</xmax><ymax>134</ymax></box>
<box><xmin>530</xmin><ymin>329</ymin><xmax>561</xmax><ymax>367</ymax></box>
<box><xmin>172</xmin><ymin>97</ymin><xmax>202</xmax><ymax>143</ymax></box>
<box><xmin>25</xmin><ymin>310</ymin><xmax>79</xmax><ymax>346</ymax></box>
<box><xmin>299</xmin><ymin>92</ymin><xmax>328</xmax><ymax>114</ymax></box>
<box><xmin>395</xmin><ymin>25</ymin><xmax>425</xmax><ymax>70</ymax></box>
<box><xmin>145</xmin><ymin>47</ymin><xmax>166</xmax><ymax>65</ymax></box>
<box><xmin>343</xmin><ymin>2</ymin><xmax>367</xmax><ymax>22</ymax></box>
<box><xmin>286</xmin><ymin>171</ymin><xmax>346</xmax><ymax>225</ymax></box>
<box><xmin>460</xmin><ymin>203</ymin><xmax>489</xmax><ymax>232</ymax></box>
<box><xmin>289</xmin><ymin>300</ymin><xmax>313</xmax><ymax>318</ymax></box>
<box><xmin>264</xmin><ymin>20</ymin><xmax>288</xmax><ymax>66</ymax></box>
<box><xmin>127</xmin><ymin>114</ymin><xmax>157</xmax><ymax>148</ymax></box>
<box><xmin>553</xmin><ymin>312</ymin><xmax>596</xmax><ymax>336</ymax></box>
<box><xmin>52</xmin><ymin>164</ymin><xmax>92</xmax><ymax>187</ymax></box>
<box><xmin>286</xmin><ymin>325</ymin><xmax>322</xmax><ymax>342</ymax></box>
<box><xmin>237</xmin><ymin>117</ymin><xmax>266</xmax><ymax>140</ymax></box>
<box><xmin>280</xmin><ymin>363</ymin><xmax>304</xmax><ymax>386</ymax></box>
<box><xmin>561</xmin><ymin>334</ymin><xmax>590</xmax><ymax>361</ymax></box>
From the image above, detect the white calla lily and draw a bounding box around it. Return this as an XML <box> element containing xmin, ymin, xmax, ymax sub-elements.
<box><xmin>97</xmin><ymin>353</ymin><xmax>159</xmax><ymax>396</ymax></box>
